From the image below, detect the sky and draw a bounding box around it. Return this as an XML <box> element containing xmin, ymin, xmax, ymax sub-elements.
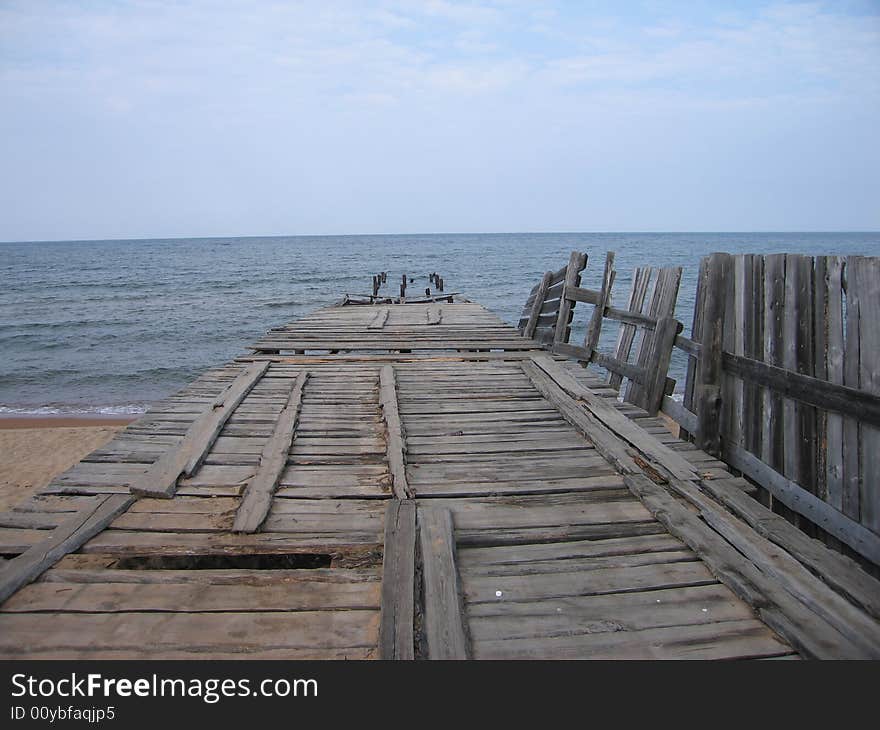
<box><xmin>1</xmin><ymin>0</ymin><xmax>879</xmax><ymax>241</ymax></box>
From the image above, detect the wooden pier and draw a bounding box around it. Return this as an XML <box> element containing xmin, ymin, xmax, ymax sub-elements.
<box><xmin>1</xmin><ymin>267</ymin><xmax>878</xmax><ymax>659</ymax></box>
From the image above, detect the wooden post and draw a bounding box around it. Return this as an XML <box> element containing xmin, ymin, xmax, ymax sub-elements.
<box><xmin>609</xmin><ymin>267</ymin><xmax>652</xmax><ymax>390</ymax></box>
<box><xmin>642</xmin><ymin>316</ymin><xmax>682</xmax><ymax>415</ymax></box>
<box><xmin>438</xmin><ymin>276</ymin><xmax>444</xmax><ymax>292</ymax></box>
<box><xmin>694</xmin><ymin>253</ymin><xmax>730</xmax><ymax>456</ymax></box>
<box><xmin>584</xmin><ymin>252</ymin><xmax>615</xmax><ymax>357</ymax></box>
<box><xmin>553</xmin><ymin>251</ymin><xmax>588</xmax><ymax>345</ymax></box>
<box><xmin>523</xmin><ymin>271</ymin><xmax>553</xmax><ymax>339</ymax></box>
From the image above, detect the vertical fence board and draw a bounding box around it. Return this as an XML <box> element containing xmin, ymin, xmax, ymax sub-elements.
<box><xmin>762</xmin><ymin>254</ymin><xmax>787</xmax><ymax>502</ymax></box>
<box><xmin>625</xmin><ymin>266</ymin><xmax>682</xmax><ymax>408</ymax></box>
<box><xmin>608</xmin><ymin>267</ymin><xmax>652</xmax><ymax>390</ymax></box>
<box><xmin>843</xmin><ymin>257</ymin><xmax>861</xmax><ymax>521</ymax></box>
<box><xmin>742</xmin><ymin>254</ymin><xmax>765</xmax><ymax>457</ymax></box>
<box><xmin>851</xmin><ymin>257</ymin><xmax>880</xmax><ymax>533</ymax></box>
<box><xmin>553</xmin><ymin>251</ymin><xmax>588</xmax><ymax>345</ymax></box>
<box><xmin>725</xmin><ymin>255</ymin><xmax>745</xmax><ymax>450</ymax></box>
<box><xmin>824</xmin><ymin>257</ymin><xmax>845</xmax><ymax>512</ymax></box>
<box><xmin>584</xmin><ymin>252</ymin><xmax>616</xmax><ymax>357</ymax></box>
<box><xmin>682</xmin><ymin>258</ymin><xmax>708</xmax><ymax>437</ymax></box>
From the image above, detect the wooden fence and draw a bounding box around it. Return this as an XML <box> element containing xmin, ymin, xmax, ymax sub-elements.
<box><xmin>518</xmin><ymin>251</ymin><xmax>686</xmax><ymax>414</ymax></box>
<box><xmin>519</xmin><ymin>250</ymin><xmax>880</xmax><ymax>568</ymax></box>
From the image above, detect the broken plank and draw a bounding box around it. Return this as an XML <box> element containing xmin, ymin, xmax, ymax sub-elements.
<box><xmin>419</xmin><ymin>507</ymin><xmax>469</xmax><ymax>659</ymax></box>
<box><xmin>0</xmin><ymin>495</ymin><xmax>135</xmax><ymax>605</ymax></box>
<box><xmin>233</xmin><ymin>371</ymin><xmax>309</xmax><ymax>533</ymax></box>
<box><xmin>378</xmin><ymin>500</ymin><xmax>416</xmax><ymax>660</ymax></box>
<box><xmin>130</xmin><ymin>361</ymin><xmax>270</xmax><ymax>498</ymax></box>
<box><xmin>379</xmin><ymin>365</ymin><xmax>411</xmax><ymax>499</ymax></box>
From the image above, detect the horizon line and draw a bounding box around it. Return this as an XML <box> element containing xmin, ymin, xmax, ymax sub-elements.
<box><xmin>3</xmin><ymin>230</ymin><xmax>880</xmax><ymax>245</ymax></box>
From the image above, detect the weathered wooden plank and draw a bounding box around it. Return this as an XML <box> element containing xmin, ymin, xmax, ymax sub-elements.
<box><xmin>0</xmin><ymin>611</ymin><xmax>378</xmax><ymax>657</ymax></box>
<box><xmin>843</xmin><ymin>256</ymin><xmax>862</xmax><ymax>520</ymax></box>
<box><xmin>526</xmin><ymin>354</ymin><xmax>698</xmax><ymax>481</ymax></box>
<box><xmin>850</xmin><ymin>256</ymin><xmax>880</xmax><ymax>532</ymax></box>
<box><xmin>473</xmin><ymin>619</ymin><xmax>791</xmax><ymax>660</ymax></box>
<box><xmin>130</xmin><ymin>361</ymin><xmax>270</xmax><ymax>498</ymax></box>
<box><xmin>419</xmin><ymin>507</ymin><xmax>469</xmax><ymax>659</ymax></box>
<box><xmin>722</xmin><ymin>352</ymin><xmax>880</xmax><ymax>427</ymax></box>
<box><xmin>694</xmin><ymin>253</ymin><xmax>730</xmax><ymax>456</ymax></box>
<box><xmin>0</xmin><ymin>495</ymin><xmax>135</xmax><ymax>605</ymax></box>
<box><xmin>426</xmin><ymin>305</ymin><xmax>442</xmax><ymax>326</ymax></box>
<box><xmin>379</xmin><ymin>365</ymin><xmax>411</xmax><ymax>499</ymax></box>
<box><xmin>823</xmin><ymin>257</ymin><xmax>845</xmax><ymax>511</ymax></box>
<box><xmin>624</xmin><ymin>474</ymin><xmax>864</xmax><ymax>659</ymax></box>
<box><xmin>553</xmin><ymin>251</ymin><xmax>588</xmax><ymax>345</ymax></box>
<box><xmin>762</xmin><ymin>253</ymin><xmax>786</xmax><ymax>495</ymax></box>
<box><xmin>378</xmin><ymin>500</ymin><xmax>416</xmax><ymax>660</ymax></box>
<box><xmin>367</xmin><ymin>308</ymin><xmax>389</xmax><ymax>329</ymax></box>
<box><xmin>642</xmin><ymin>316</ymin><xmax>682</xmax><ymax>414</ymax></box>
<box><xmin>694</xmin><ymin>469</ymin><xmax>880</xmax><ymax>620</ymax></box>
<box><xmin>522</xmin><ymin>271</ymin><xmax>553</xmax><ymax>338</ymax></box>
<box><xmin>233</xmin><ymin>371</ymin><xmax>309</xmax><ymax>533</ymax></box>
<box><xmin>625</xmin><ymin>266</ymin><xmax>682</xmax><ymax>408</ymax></box>
<box><xmin>584</xmin><ymin>251</ymin><xmax>615</xmax><ymax>357</ymax></box>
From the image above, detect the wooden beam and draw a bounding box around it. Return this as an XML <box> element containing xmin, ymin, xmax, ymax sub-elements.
<box><xmin>379</xmin><ymin>365</ymin><xmax>411</xmax><ymax>499</ymax></box>
<box><xmin>553</xmin><ymin>251</ymin><xmax>588</xmax><ymax>345</ymax></box>
<box><xmin>522</xmin><ymin>271</ymin><xmax>553</xmax><ymax>338</ymax></box>
<box><xmin>722</xmin><ymin>438</ymin><xmax>880</xmax><ymax>565</ymax></box>
<box><xmin>130</xmin><ymin>361</ymin><xmax>270</xmax><ymax>498</ymax></box>
<box><xmin>367</xmin><ymin>308</ymin><xmax>389</xmax><ymax>329</ymax></box>
<box><xmin>551</xmin><ymin>342</ymin><xmax>648</xmax><ymax>385</ymax></box>
<box><xmin>623</xmin><ymin>475</ymin><xmax>868</xmax><ymax>659</ymax></box>
<box><xmin>694</xmin><ymin>253</ymin><xmax>730</xmax><ymax>456</ymax></box>
<box><xmin>379</xmin><ymin>500</ymin><xmax>416</xmax><ymax>660</ymax></box>
<box><xmin>584</xmin><ymin>252</ymin><xmax>615</xmax><ymax>358</ymax></box>
<box><xmin>525</xmin><ymin>354</ymin><xmax>698</xmax><ymax>481</ymax></box>
<box><xmin>419</xmin><ymin>507</ymin><xmax>469</xmax><ymax>659</ymax></box>
<box><xmin>427</xmin><ymin>305</ymin><xmax>442</xmax><ymax>326</ymax></box>
<box><xmin>642</xmin><ymin>316</ymin><xmax>682</xmax><ymax>414</ymax></box>
<box><xmin>609</xmin><ymin>267</ymin><xmax>653</xmax><ymax>389</ymax></box>
<box><xmin>233</xmin><ymin>371</ymin><xmax>308</xmax><ymax>533</ymax></box>
<box><xmin>0</xmin><ymin>494</ymin><xmax>135</xmax><ymax>604</ymax></box>
<box><xmin>722</xmin><ymin>351</ymin><xmax>880</xmax><ymax>427</ymax></box>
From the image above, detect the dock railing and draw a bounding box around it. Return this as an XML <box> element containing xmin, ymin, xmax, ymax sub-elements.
<box><xmin>521</xmin><ymin>250</ymin><xmax>880</xmax><ymax>569</ymax></box>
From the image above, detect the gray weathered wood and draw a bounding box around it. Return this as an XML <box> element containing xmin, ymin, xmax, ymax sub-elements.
<box><xmin>623</xmin><ymin>474</ymin><xmax>865</xmax><ymax>659</ymax></box>
<box><xmin>609</xmin><ymin>267</ymin><xmax>653</xmax><ymax>389</ymax></box>
<box><xmin>525</xmin><ymin>355</ymin><xmax>698</xmax><ymax>481</ymax></box>
<box><xmin>379</xmin><ymin>365</ymin><xmax>411</xmax><ymax>499</ymax></box>
<box><xmin>823</xmin><ymin>257</ymin><xmax>845</xmax><ymax>511</ymax></box>
<box><xmin>379</xmin><ymin>500</ymin><xmax>416</xmax><ymax>660</ymax></box>
<box><xmin>584</xmin><ymin>252</ymin><xmax>615</xmax><ymax>357</ymax></box>
<box><xmin>553</xmin><ymin>251</ymin><xmax>588</xmax><ymax>345</ymax></box>
<box><xmin>625</xmin><ymin>266</ymin><xmax>682</xmax><ymax>408</ymax></box>
<box><xmin>0</xmin><ymin>495</ymin><xmax>135</xmax><ymax>604</ymax></box>
<box><xmin>642</xmin><ymin>316</ymin><xmax>682</xmax><ymax>414</ymax></box>
<box><xmin>368</xmin><ymin>308</ymin><xmax>390</xmax><ymax>329</ymax></box>
<box><xmin>694</xmin><ymin>253</ymin><xmax>729</xmax><ymax>456</ymax></box>
<box><xmin>850</xmin><ymin>256</ymin><xmax>880</xmax><ymax>532</ymax></box>
<box><xmin>721</xmin><ymin>439</ymin><xmax>880</xmax><ymax>567</ymax></box>
<box><xmin>233</xmin><ymin>371</ymin><xmax>308</xmax><ymax>533</ymax></box>
<box><xmin>130</xmin><ymin>361</ymin><xmax>270</xmax><ymax>498</ymax></box>
<box><xmin>522</xmin><ymin>270</ymin><xmax>553</xmax><ymax>338</ymax></box>
<box><xmin>419</xmin><ymin>507</ymin><xmax>469</xmax><ymax>659</ymax></box>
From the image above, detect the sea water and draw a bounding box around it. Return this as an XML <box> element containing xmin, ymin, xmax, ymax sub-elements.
<box><xmin>1</xmin><ymin>232</ymin><xmax>877</xmax><ymax>415</ymax></box>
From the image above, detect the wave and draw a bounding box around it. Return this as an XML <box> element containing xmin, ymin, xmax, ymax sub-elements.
<box><xmin>0</xmin><ymin>404</ymin><xmax>148</xmax><ymax>416</ymax></box>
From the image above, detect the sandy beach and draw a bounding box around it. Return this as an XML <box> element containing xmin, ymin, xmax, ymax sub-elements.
<box><xmin>0</xmin><ymin>417</ymin><xmax>133</xmax><ymax>511</ymax></box>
